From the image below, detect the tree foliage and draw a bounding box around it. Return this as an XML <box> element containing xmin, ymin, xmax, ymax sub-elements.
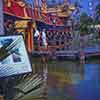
<box><xmin>79</xmin><ymin>12</ymin><xmax>94</xmax><ymax>35</ymax></box>
<box><xmin>95</xmin><ymin>3</ymin><xmax>100</xmax><ymax>21</ymax></box>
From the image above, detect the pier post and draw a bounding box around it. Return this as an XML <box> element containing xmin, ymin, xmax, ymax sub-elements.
<box><xmin>79</xmin><ymin>51</ymin><xmax>85</xmax><ymax>63</ymax></box>
<box><xmin>79</xmin><ymin>36</ymin><xmax>85</xmax><ymax>63</ymax></box>
<box><xmin>42</xmin><ymin>63</ymin><xmax>48</xmax><ymax>100</ymax></box>
<box><xmin>0</xmin><ymin>96</ymin><xmax>4</xmax><ymax>100</ymax></box>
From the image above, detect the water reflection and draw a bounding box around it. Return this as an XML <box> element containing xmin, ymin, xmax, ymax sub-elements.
<box><xmin>33</xmin><ymin>58</ymin><xmax>100</xmax><ymax>100</ymax></box>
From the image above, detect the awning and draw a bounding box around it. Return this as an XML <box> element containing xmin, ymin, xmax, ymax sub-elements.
<box><xmin>4</xmin><ymin>0</ymin><xmax>64</xmax><ymax>26</ymax></box>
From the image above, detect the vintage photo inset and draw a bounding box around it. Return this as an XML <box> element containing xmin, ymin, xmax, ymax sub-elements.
<box><xmin>0</xmin><ymin>35</ymin><xmax>32</xmax><ymax>78</ymax></box>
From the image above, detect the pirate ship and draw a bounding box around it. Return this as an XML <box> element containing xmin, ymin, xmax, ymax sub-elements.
<box><xmin>4</xmin><ymin>0</ymin><xmax>79</xmax><ymax>59</ymax></box>
<box><xmin>4</xmin><ymin>0</ymin><xmax>75</xmax><ymax>26</ymax></box>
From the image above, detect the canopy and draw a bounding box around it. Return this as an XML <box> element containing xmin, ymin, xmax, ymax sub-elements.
<box><xmin>4</xmin><ymin>0</ymin><xmax>64</xmax><ymax>26</ymax></box>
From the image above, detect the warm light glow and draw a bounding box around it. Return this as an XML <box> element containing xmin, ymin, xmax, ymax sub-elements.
<box><xmin>16</xmin><ymin>1</ymin><xmax>25</xmax><ymax>7</ymax></box>
<box><xmin>15</xmin><ymin>20</ymin><xmax>36</xmax><ymax>29</ymax></box>
<box><xmin>15</xmin><ymin>21</ymin><xmax>28</xmax><ymax>28</ymax></box>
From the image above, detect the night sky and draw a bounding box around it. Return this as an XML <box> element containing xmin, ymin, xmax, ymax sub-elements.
<box><xmin>25</xmin><ymin>0</ymin><xmax>99</xmax><ymax>16</ymax></box>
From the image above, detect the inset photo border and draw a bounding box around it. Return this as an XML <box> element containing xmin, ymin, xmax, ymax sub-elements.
<box><xmin>0</xmin><ymin>35</ymin><xmax>32</xmax><ymax>78</ymax></box>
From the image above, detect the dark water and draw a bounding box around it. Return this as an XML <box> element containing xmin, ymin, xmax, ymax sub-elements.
<box><xmin>33</xmin><ymin>57</ymin><xmax>100</xmax><ymax>100</ymax></box>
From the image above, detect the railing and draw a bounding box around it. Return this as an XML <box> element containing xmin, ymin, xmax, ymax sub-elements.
<box><xmin>36</xmin><ymin>33</ymin><xmax>73</xmax><ymax>52</ymax></box>
<box><xmin>33</xmin><ymin>32</ymin><xmax>100</xmax><ymax>59</ymax></box>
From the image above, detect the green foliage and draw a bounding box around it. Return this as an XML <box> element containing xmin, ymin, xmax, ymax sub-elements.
<box><xmin>95</xmin><ymin>3</ymin><xmax>100</xmax><ymax>20</ymax></box>
<box><xmin>79</xmin><ymin>12</ymin><xmax>94</xmax><ymax>36</ymax></box>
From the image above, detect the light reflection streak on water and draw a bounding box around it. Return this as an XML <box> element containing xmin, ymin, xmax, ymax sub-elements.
<box><xmin>33</xmin><ymin>58</ymin><xmax>100</xmax><ymax>100</ymax></box>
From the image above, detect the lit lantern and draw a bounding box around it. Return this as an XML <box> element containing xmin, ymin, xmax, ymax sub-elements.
<box><xmin>16</xmin><ymin>0</ymin><xmax>25</xmax><ymax>7</ymax></box>
<box><xmin>4</xmin><ymin>0</ymin><xmax>12</xmax><ymax>7</ymax></box>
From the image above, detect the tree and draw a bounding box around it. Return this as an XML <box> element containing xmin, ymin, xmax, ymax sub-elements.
<box><xmin>95</xmin><ymin>3</ymin><xmax>100</xmax><ymax>21</ymax></box>
<box><xmin>79</xmin><ymin>12</ymin><xmax>94</xmax><ymax>36</ymax></box>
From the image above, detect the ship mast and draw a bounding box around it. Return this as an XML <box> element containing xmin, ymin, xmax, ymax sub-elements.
<box><xmin>41</xmin><ymin>0</ymin><xmax>48</xmax><ymax>13</ymax></box>
<box><xmin>33</xmin><ymin>0</ymin><xmax>37</xmax><ymax>19</ymax></box>
<box><xmin>37</xmin><ymin>0</ymin><xmax>42</xmax><ymax>18</ymax></box>
<box><xmin>0</xmin><ymin>0</ymin><xmax>4</xmax><ymax>35</ymax></box>
<box><xmin>64</xmin><ymin>0</ymin><xmax>67</xmax><ymax>4</ymax></box>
